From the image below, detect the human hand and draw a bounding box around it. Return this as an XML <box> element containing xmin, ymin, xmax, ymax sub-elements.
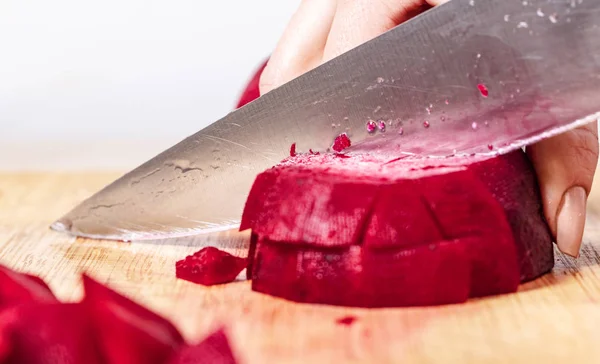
<box><xmin>260</xmin><ymin>0</ymin><xmax>599</xmax><ymax>257</ymax></box>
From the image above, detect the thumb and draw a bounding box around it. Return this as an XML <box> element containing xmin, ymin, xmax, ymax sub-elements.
<box><xmin>322</xmin><ymin>0</ymin><xmax>448</xmax><ymax>63</ymax></box>
<box><xmin>527</xmin><ymin>122</ymin><xmax>599</xmax><ymax>257</ymax></box>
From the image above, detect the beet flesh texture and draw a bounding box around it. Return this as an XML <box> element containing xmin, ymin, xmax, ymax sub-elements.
<box><xmin>0</xmin><ymin>303</ymin><xmax>102</xmax><ymax>364</ymax></box>
<box><xmin>0</xmin><ymin>265</ymin><xmax>58</xmax><ymax>308</ymax></box>
<box><xmin>168</xmin><ymin>329</ymin><xmax>237</xmax><ymax>364</ymax></box>
<box><xmin>176</xmin><ymin>247</ymin><xmax>247</xmax><ymax>286</ymax></box>
<box><xmin>0</xmin><ymin>263</ymin><xmax>240</xmax><ymax>364</ymax></box>
<box><xmin>83</xmin><ymin>275</ymin><xmax>185</xmax><ymax>364</ymax></box>
<box><xmin>241</xmin><ymin>150</ymin><xmax>553</xmax><ymax>307</ymax></box>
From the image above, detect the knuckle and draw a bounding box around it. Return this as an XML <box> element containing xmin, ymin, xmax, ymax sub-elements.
<box><xmin>562</xmin><ymin>127</ymin><xmax>600</xmax><ymax>186</ymax></box>
<box><xmin>570</xmin><ymin>127</ymin><xmax>599</xmax><ymax>167</ymax></box>
<box><xmin>258</xmin><ymin>65</ymin><xmax>275</xmax><ymax>95</ymax></box>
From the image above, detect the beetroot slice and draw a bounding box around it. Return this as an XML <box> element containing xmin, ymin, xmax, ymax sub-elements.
<box><xmin>83</xmin><ymin>275</ymin><xmax>184</xmax><ymax>364</ymax></box>
<box><xmin>168</xmin><ymin>328</ymin><xmax>237</xmax><ymax>364</ymax></box>
<box><xmin>0</xmin><ymin>303</ymin><xmax>101</xmax><ymax>364</ymax></box>
<box><xmin>0</xmin><ymin>265</ymin><xmax>57</xmax><ymax>308</ymax></box>
<box><xmin>176</xmin><ymin>247</ymin><xmax>247</xmax><ymax>286</ymax></box>
<box><xmin>252</xmin><ymin>239</ymin><xmax>473</xmax><ymax>307</ymax></box>
<box><xmin>242</xmin><ymin>150</ymin><xmax>550</xmax><ymax>307</ymax></box>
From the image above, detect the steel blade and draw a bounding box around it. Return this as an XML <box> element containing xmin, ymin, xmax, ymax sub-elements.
<box><xmin>52</xmin><ymin>0</ymin><xmax>600</xmax><ymax>240</ymax></box>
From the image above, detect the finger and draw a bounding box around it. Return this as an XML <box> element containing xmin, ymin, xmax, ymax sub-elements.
<box><xmin>259</xmin><ymin>0</ymin><xmax>337</xmax><ymax>95</ymax></box>
<box><xmin>322</xmin><ymin>0</ymin><xmax>449</xmax><ymax>63</ymax></box>
<box><xmin>527</xmin><ymin>122</ymin><xmax>599</xmax><ymax>257</ymax></box>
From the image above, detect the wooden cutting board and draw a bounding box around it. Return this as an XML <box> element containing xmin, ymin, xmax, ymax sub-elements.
<box><xmin>2</xmin><ymin>172</ymin><xmax>600</xmax><ymax>364</ymax></box>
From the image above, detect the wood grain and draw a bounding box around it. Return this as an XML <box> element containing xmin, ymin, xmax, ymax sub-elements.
<box><xmin>2</xmin><ymin>172</ymin><xmax>600</xmax><ymax>364</ymax></box>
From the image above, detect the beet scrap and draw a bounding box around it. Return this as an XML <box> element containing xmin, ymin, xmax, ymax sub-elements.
<box><xmin>332</xmin><ymin>133</ymin><xmax>351</xmax><ymax>152</ymax></box>
<box><xmin>336</xmin><ymin>316</ymin><xmax>357</xmax><ymax>326</ymax></box>
<box><xmin>176</xmin><ymin>247</ymin><xmax>247</xmax><ymax>286</ymax></box>
<box><xmin>168</xmin><ymin>328</ymin><xmax>237</xmax><ymax>364</ymax></box>
<box><xmin>83</xmin><ymin>275</ymin><xmax>185</xmax><ymax>364</ymax></box>
<box><xmin>0</xmin><ymin>303</ymin><xmax>101</xmax><ymax>364</ymax></box>
<box><xmin>241</xmin><ymin>150</ymin><xmax>553</xmax><ymax>307</ymax></box>
<box><xmin>0</xmin><ymin>265</ymin><xmax>58</xmax><ymax>308</ymax></box>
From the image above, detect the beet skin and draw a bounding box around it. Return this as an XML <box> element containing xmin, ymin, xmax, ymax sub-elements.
<box><xmin>241</xmin><ymin>150</ymin><xmax>553</xmax><ymax>307</ymax></box>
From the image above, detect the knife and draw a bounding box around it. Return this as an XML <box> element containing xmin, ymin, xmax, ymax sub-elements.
<box><xmin>52</xmin><ymin>0</ymin><xmax>600</xmax><ymax>241</ymax></box>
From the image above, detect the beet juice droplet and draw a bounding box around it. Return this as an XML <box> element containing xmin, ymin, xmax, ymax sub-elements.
<box><xmin>366</xmin><ymin>120</ymin><xmax>377</xmax><ymax>133</ymax></box>
<box><xmin>290</xmin><ymin>143</ymin><xmax>297</xmax><ymax>157</ymax></box>
<box><xmin>378</xmin><ymin>120</ymin><xmax>386</xmax><ymax>132</ymax></box>
<box><xmin>477</xmin><ymin>83</ymin><xmax>489</xmax><ymax>97</ymax></box>
<box><xmin>332</xmin><ymin>133</ymin><xmax>351</xmax><ymax>152</ymax></box>
<box><xmin>423</xmin><ymin>121</ymin><xmax>430</xmax><ymax>128</ymax></box>
<box><xmin>487</xmin><ymin>144</ymin><xmax>494</xmax><ymax>150</ymax></box>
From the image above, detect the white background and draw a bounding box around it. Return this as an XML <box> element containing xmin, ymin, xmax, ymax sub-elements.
<box><xmin>0</xmin><ymin>0</ymin><xmax>300</xmax><ymax>170</ymax></box>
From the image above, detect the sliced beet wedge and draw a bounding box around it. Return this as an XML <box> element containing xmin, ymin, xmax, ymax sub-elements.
<box><xmin>242</xmin><ymin>150</ymin><xmax>552</xmax><ymax>307</ymax></box>
<box><xmin>168</xmin><ymin>328</ymin><xmax>237</xmax><ymax>364</ymax></box>
<box><xmin>83</xmin><ymin>275</ymin><xmax>184</xmax><ymax>364</ymax></box>
<box><xmin>0</xmin><ymin>303</ymin><xmax>101</xmax><ymax>364</ymax></box>
<box><xmin>0</xmin><ymin>265</ymin><xmax>57</xmax><ymax>308</ymax></box>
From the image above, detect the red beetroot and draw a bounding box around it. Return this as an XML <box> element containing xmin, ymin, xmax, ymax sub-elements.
<box><xmin>176</xmin><ymin>247</ymin><xmax>247</xmax><ymax>286</ymax></box>
<box><xmin>168</xmin><ymin>328</ymin><xmax>237</xmax><ymax>364</ymax></box>
<box><xmin>0</xmin><ymin>264</ymin><xmax>242</xmax><ymax>364</ymax></box>
<box><xmin>0</xmin><ymin>265</ymin><xmax>57</xmax><ymax>308</ymax></box>
<box><xmin>241</xmin><ymin>150</ymin><xmax>552</xmax><ymax>307</ymax></box>
<box><xmin>83</xmin><ymin>275</ymin><xmax>184</xmax><ymax>364</ymax></box>
<box><xmin>0</xmin><ymin>303</ymin><xmax>101</xmax><ymax>364</ymax></box>
<box><xmin>468</xmin><ymin>151</ymin><xmax>554</xmax><ymax>282</ymax></box>
<box><xmin>235</xmin><ymin>60</ymin><xmax>268</xmax><ymax>109</ymax></box>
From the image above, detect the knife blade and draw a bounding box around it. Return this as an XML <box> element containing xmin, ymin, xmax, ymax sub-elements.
<box><xmin>52</xmin><ymin>0</ymin><xmax>600</xmax><ymax>241</ymax></box>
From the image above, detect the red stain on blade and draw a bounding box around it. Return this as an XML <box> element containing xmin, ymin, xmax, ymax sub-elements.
<box><xmin>477</xmin><ymin>83</ymin><xmax>489</xmax><ymax>97</ymax></box>
<box><xmin>290</xmin><ymin>143</ymin><xmax>297</xmax><ymax>157</ymax></box>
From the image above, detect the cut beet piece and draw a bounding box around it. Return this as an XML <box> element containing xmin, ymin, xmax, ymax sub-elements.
<box><xmin>168</xmin><ymin>328</ymin><xmax>237</xmax><ymax>364</ymax></box>
<box><xmin>176</xmin><ymin>247</ymin><xmax>247</xmax><ymax>286</ymax></box>
<box><xmin>0</xmin><ymin>265</ymin><xmax>58</xmax><ymax>308</ymax></box>
<box><xmin>83</xmin><ymin>275</ymin><xmax>184</xmax><ymax>364</ymax></box>
<box><xmin>241</xmin><ymin>150</ymin><xmax>551</xmax><ymax>307</ymax></box>
<box><xmin>0</xmin><ymin>303</ymin><xmax>101</xmax><ymax>364</ymax></box>
<box><xmin>332</xmin><ymin>133</ymin><xmax>351</xmax><ymax>152</ymax></box>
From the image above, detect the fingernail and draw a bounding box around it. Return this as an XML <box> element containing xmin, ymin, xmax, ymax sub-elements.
<box><xmin>556</xmin><ymin>186</ymin><xmax>587</xmax><ymax>258</ymax></box>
